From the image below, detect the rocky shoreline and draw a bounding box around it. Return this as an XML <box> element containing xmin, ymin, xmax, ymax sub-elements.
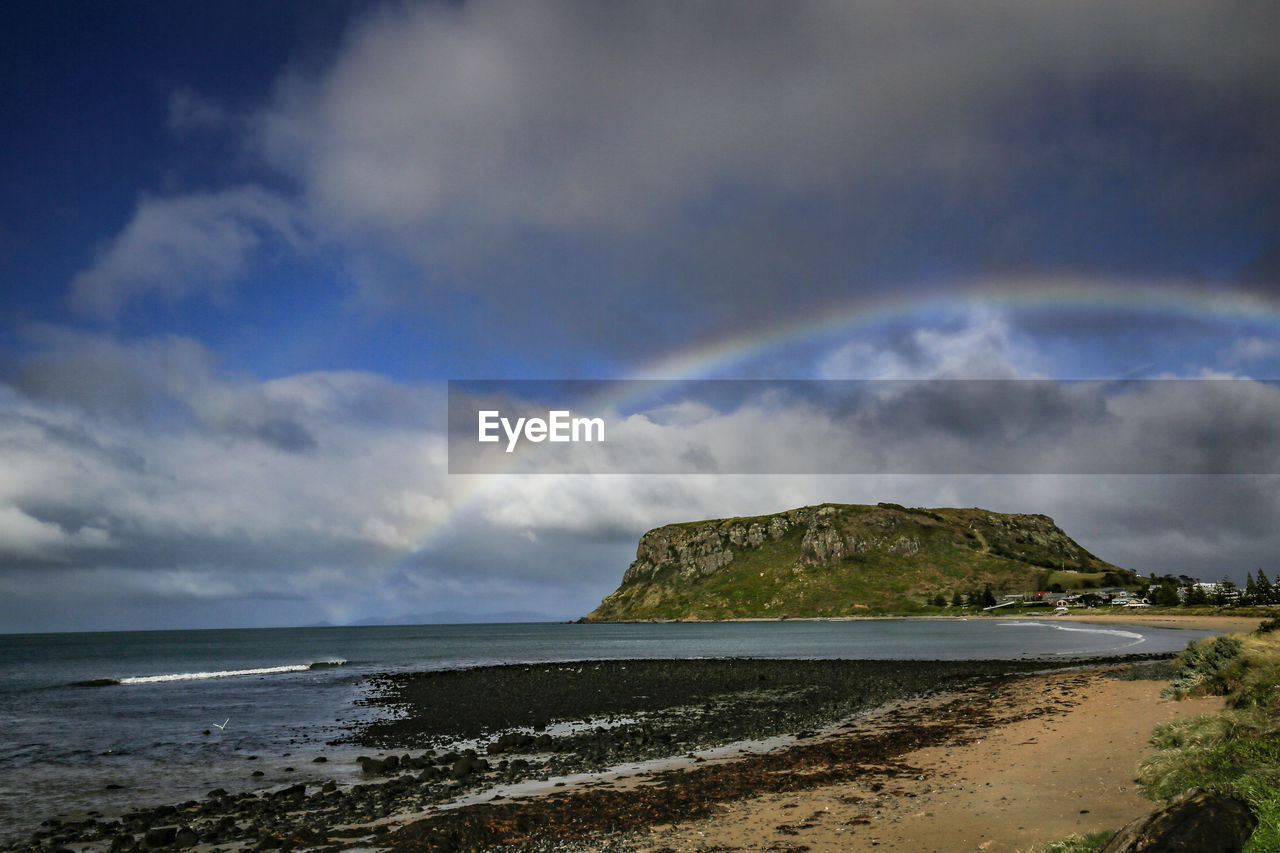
<box><xmin>4</xmin><ymin>654</ymin><xmax>1172</xmax><ymax>852</ymax></box>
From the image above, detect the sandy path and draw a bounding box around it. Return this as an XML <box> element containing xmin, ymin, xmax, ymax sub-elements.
<box><xmin>624</xmin><ymin>669</ymin><xmax>1221</xmax><ymax>853</ymax></box>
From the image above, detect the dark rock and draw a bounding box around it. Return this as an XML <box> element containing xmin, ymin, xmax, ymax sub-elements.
<box><xmin>449</xmin><ymin>756</ymin><xmax>488</xmax><ymax>780</ymax></box>
<box><xmin>142</xmin><ymin>826</ymin><xmax>177</xmax><ymax>848</ymax></box>
<box><xmin>174</xmin><ymin>826</ymin><xmax>199</xmax><ymax>848</ymax></box>
<box><xmin>356</xmin><ymin>756</ymin><xmax>385</xmax><ymax>775</ymax></box>
<box><xmin>487</xmin><ymin>732</ymin><xmax>536</xmax><ymax>755</ymax></box>
<box><xmin>1100</xmin><ymin>789</ymin><xmax>1257</xmax><ymax>853</ymax></box>
<box><xmin>272</xmin><ymin>783</ymin><xmax>307</xmax><ymax>804</ymax></box>
<box><xmin>311</xmin><ymin>756</ymin><xmax>327</xmax><ymax>763</ymax></box>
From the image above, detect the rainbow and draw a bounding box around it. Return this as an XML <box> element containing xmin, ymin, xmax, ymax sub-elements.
<box><xmin>632</xmin><ymin>276</ymin><xmax>1280</xmax><ymax>381</ymax></box>
<box><xmin>386</xmin><ymin>275</ymin><xmax>1280</xmax><ymax>600</ymax></box>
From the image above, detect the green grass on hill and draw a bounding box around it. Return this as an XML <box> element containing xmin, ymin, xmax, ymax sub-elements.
<box><xmin>589</xmin><ymin>503</ymin><xmax>1134</xmax><ymax>620</ymax></box>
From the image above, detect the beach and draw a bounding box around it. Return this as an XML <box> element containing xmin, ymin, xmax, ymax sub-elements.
<box><xmin>603</xmin><ymin>665</ymin><xmax>1224</xmax><ymax>853</ymax></box>
<box><xmin>996</xmin><ymin>610</ymin><xmax>1267</xmax><ymax>634</ymax></box>
<box><xmin>1</xmin><ymin>614</ymin><xmax>1251</xmax><ymax>852</ymax></box>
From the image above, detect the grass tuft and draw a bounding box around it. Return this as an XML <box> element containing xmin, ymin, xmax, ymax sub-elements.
<box><xmin>1030</xmin><ymin>831</ymin><xmax>1114</xmax><ymax>853</ymax></box>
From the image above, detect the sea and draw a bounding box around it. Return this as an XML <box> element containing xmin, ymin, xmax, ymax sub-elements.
<box><xmin>0</xmin><ymin>618</ymin><xmax>1209</xmax><ymax>842</ymax></box>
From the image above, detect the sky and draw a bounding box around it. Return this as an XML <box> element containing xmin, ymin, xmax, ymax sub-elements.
<box><xmin>1</xmin><ymin>0</ymin><xmax>1278</xmax><ymax>632</ymax></box>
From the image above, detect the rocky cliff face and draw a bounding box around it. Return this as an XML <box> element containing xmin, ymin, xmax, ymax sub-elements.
<box><xmin>585</xmin><ymin>503</ymin><xmax>1130</xmax><ymax>621</ymax></box>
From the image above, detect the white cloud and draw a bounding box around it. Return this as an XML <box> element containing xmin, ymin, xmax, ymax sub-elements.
<box><xmin>69</xmin><ymin>186</ymin><xmax>304</xmax><ymax>319</ymax></box>
<box><xmin>1226</xmin><ymin>336</ymin><xmax>1280</xmax><ymax>367</ymax></box>
<box><xmin>817</xmin><ymin>309</ymin><xmax>1042</xmax><ymax>379</ymax></box>
<box><xmin>6</xmin><ymin>330</ymin><xmax>1280</xmax><ymax>630</ymax></box>
<box><xmin>0</xmin><ymin>505</ymin><xmax>111</xmax><ymax>561</ymax></box>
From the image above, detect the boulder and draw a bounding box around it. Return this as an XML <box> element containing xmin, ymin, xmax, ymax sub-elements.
<box><xmin>1100</xmin><ymin>789</ymin><xmax>1256</xmax><ymax>852</ymax></box>
<box><xmin>142</xmin><ymin>826</ymin><xmax>177</xmax><ymax>849</ymax></box>
<box><xmin>355</xmin><ymin>756</ymin><xmax>385</xmax><ymax>775</ymax></box>
<box><xmin>271</xmin><ymin>783</ymin><xmax>306</xmax><ymax>803</ymax></box>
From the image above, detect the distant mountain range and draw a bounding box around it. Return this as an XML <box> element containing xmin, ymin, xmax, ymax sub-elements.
<box><xmin>305</xmin><ymin>610</ymin><xmax>577</xmax><ymax>627</ymax></box>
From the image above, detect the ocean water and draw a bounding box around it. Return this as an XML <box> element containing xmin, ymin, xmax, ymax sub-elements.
<box><xmin>0</xmin><ymin>619</ymin><xmax>1207</xmax><ymax>841</ymax></box>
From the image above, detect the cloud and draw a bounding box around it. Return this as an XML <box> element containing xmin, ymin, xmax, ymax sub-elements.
<box><xmin>0</xmin><ymin>505</ymin><xmax>111</xmax><ymax>563</ymax></box>
<box><xmin>69</xmin><ymin>186</ymin><xmax>304</xmax><ymax>320</ymax></box>
<box><xmin>265</xmin><ymin>0</ymin><xmax>1276</xmax><ymax>236</ymax></box>
<box><xmin>5</xmin><ymin>329</ymin><xmax>1280</xmax><ymax>631</ymax></box>
<box><xmin>817</xmin><ymin>310</ymin><xmax>1042</xmax><ymax>379</ymax></box>
<box><xmin>249</xmin><ymin>0</ymin><xmax>1278</xmax><ymax>342</ymax></box>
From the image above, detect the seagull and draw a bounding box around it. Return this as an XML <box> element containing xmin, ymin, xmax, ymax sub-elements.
<box><xmin>212</xmin><ymin>718</ymin><xmax>229</xmax><ymax>730</ymax></box>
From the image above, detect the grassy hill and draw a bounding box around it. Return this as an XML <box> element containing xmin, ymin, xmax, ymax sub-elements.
<box><xmin>584</xmin><ymin>502</ymin><xmax>1135</xmax><ymax>621</ymax></box>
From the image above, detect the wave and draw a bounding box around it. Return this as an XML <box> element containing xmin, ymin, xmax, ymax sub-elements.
<box><xmin>70</xmin><ymin>659</ymin><xmax>348</xmax><ymax>687</ymax></box>
<box><xmin>998</xmin><ymin>620</ymin><xmax>1147</xmax><ymax>650</ymax></box>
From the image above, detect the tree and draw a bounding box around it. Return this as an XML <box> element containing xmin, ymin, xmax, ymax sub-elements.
<box><xmin>1257</xmin><ymin>569</ymin><xmax>1275</xmax><ymax>605</ymax></box>
<box><xmin>1244</xmin><ymin>571</ymin><xmax>1259</xmax><ymax>606</ymax></box>
<box><xmin>951</xmin><ymin>590</ymin><xmax>963</xmax><ymax>609</ymax></box>
<box><xmin>1153</xmin><ymin>583</ymin><xmax>1181</xmax><ymax>608</ymax></box>
<box><xmin>932</xmin><ymin>593</ymin><xmax>947</xmax><ymax>608</ymax></box>
<box><xmin>1185</xmin><ymin>584</ymin><xmax>1210</xmax><ymax>606</ymax></box>
<box><xmin>983</xmin><ymin>585</ymin><xmax>997</xmax><ymax>608</ymax></box>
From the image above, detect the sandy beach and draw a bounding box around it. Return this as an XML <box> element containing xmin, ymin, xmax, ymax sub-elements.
<box><xmin>992</xmin><ymin>611</ymin><xmax>1266</xmax><ymax>635</ymax></box>
<box><xmin>612</xmin><ymin>666</ymin><xmax>1222</xmax><ymax>853</ymax></box>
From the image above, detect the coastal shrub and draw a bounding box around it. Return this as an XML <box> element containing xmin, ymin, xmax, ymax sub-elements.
<box><xmin>1139</xmin><ymin>711</ymin><xmax>1280</xmax><ymax>853</ymax></box>
<box><xmin>1162</xmin><ymin>635</ymin><xmax>1244</xmax><ymax>698</ymax></box>
<box><xmin>1138</xmin><ymin>630</ymin><xmax>1280</xmax><ymax>853</ymax></box>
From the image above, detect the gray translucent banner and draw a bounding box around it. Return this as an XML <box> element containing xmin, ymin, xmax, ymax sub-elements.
<box><xmin>447</xmin><ymin>379</ymin><xmax>1280</xmax><ymax>475</ymax></box>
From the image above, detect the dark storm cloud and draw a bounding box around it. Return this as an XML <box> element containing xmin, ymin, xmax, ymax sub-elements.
<box><xmin>250</xmin><ymin>0</ymin><xmax>1279</xmax><ymax>349</ymax></box>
